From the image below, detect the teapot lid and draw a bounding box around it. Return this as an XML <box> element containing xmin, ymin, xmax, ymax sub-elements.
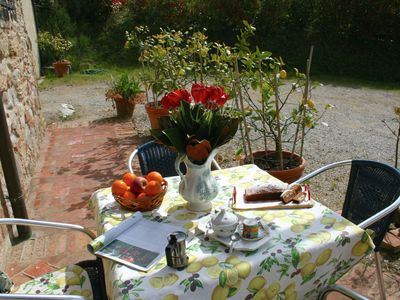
<box><xmin>211</xmin><ymin>207</ymin><xmax>238</xmax><ymax>226</ymax></box>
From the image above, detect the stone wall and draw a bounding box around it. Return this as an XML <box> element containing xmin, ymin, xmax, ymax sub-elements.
<box><xmin>0</xmin><ymin>0</ymin><xmax>46</xmax><ymax>270</ymax></box>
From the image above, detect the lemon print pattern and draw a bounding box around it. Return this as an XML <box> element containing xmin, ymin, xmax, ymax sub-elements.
<box><xmin>248</xmin><ymin>275</ymin><xmax>267</xmax><ymax>292</ymax></box>
<box><xmin>284</xmin><ymin>282</ymin><xmax>296</xmax><ymax>297</ymax></box>
<box><xmin>316</xmin><ymin>249</ymin><xmax>332</xmax><ymax>266</ymax></box>
<box><xmin>149</xmin><ymin>273</ymin><xmax>179</xmax><ymax>289</ymax></box>
<box><xmin>186</xmin><ymin>261</ymin><xmax>203</xmax><ymax>273</ymax></box>
<box><xmin>266</xmin><ymin>282</ymin><xmax>280</xmax><ymax>299</ymax></box>
<box><xmin>163</xmin><ymin>294</ymin><xmax>179</xmax><ymax>300</ymax></box>
<box><xmin>207</xmin><ymin>264</ymin><xmax>224</xmax><ymax>279</ymax></box>
<box><xmin>352</xmin><ymin>240</ymin><xmax>371</xmax><ymax>256</ymax></box>
<box><xmin>14</xmin><ymin>265</ymin><xmax>92</xmax><ymax>298</ymax></box>
<box><xmin>298</xmin><ymin>252</ymin><xmax>312</xmax><ymax>268</ymax></box>
<box><xmin>234</xmin><ymin>261</ymin><xmax>251</xmax><ymax>279</ymax></box>
<box><xmin>201</xmin><ymin>256</ymin><xmax>219</xmax><ymax>267</ymax></box>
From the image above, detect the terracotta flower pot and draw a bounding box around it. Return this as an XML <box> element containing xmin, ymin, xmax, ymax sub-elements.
<box><xmin>52</xmin><ymin>60</ymin><xmax>71</xmax><ymax>77</ymax></box>
<box><xmin>115</xmin><ymin>100</ymin><xmax>135</xmax><ymax>119</ymax></box>
<box><xmin>242</xmin><ymin>150</ymin><xmax>306</xmax><ymax>183</ymax></box>
<box><xmin>145</xmin><ymin>102</ymin><xmax>169</xmax><ymax>129</ymax></box>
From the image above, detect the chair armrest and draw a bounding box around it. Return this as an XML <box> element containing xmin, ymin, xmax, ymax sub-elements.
<box><xmin>128</xmin><ymin>149</ymin><xmax>139</xmax><ymax>174</ymax></box>
<box><xmin>0</xmin><ymin>218</ymin><xmax>96</xmax><ymax>240</ymax></box>
<box><xmin>0</xmin><ymin>294</ymin><xmax>86</xmax><ymax>299</ymax></box>
<box><xmin>318</xmin><ymin>284</ymin><xmax>370</xmax><ymax>300</ymax></box>
<box><xmin>291</xmin><ymin>160</ymin><xmax>352</xmax><ymax>186</ymax></box>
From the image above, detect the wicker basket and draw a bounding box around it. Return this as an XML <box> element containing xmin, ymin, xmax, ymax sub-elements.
<box><xmin>113</xmin><ymin>180</ymin><xmax>168</xmax><ymax>212</ymax></box>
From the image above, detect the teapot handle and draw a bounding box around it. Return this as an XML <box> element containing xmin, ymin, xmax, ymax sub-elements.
<box><xmin>175</xmin><ymin>154</ymin><xmax>185</xmax><ymax>180</ymax></box>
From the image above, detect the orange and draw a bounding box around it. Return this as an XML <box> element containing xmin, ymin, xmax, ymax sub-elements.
<box><xmin>146</xmin><ymin>171</ymin><xmax>163</xmax><ymax>184</ymax></box>
<box><xmin>144</xmin><ymin>180</ymin><xmax>163</xmax><ymax>196</ymax></box>
<box><xmin>122</xmin><ymin>172</ymin><xmax>137</xmax><ymax>186</ymax></box>
<box><xmin>112</xmin><ymin>180</ymin><xmax>128</xmax><ymax>196</ymax></box>
<box><xmin>122</xmin><ymin>191</ymin><xmax>136</xmax><ymax>204</ymax></box>
<box><xmin>137</xmin><ymin>192</ymin><xmax>147</xmax><ymax>200</ymax></box>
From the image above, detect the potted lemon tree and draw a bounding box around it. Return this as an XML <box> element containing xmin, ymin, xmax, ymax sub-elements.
<box><xmin>105</xmin><ymin>74</ymin><xmax>145</xmax><ymax>119</ymax></box>
<box><xmin>38</xmin><ymin>31</ymin><xmax>73</xmax><ymax>77</ymax></box>
<box><xmin>235</xmin><ymin>25</ymin><xmax>331</xmax><ymax>183</ymax></box>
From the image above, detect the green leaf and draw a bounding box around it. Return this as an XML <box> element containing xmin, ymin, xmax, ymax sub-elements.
<box><xmin>47</xmin><ymin>283</ymin><xmax>60</xmax><ymax>290</ymax></box>
<box><xmin>80</xmin><ymin>275</ymin><xmax>86</xmax><ymax>287</ymax></box>
<box><xmin>228</xmin><ymin>287</ymin><xmax>238</xmax><ymax>297</ymax></box>
<box><xmin>122</xmin><ymin>294</ymin><xmax>130</xmax><ymax>300</ymax></box>
<box><xmin>291</xmin><ymin>247</ymin><xmax>300</xmax><ymax>269</ymax></box>
<box><xmin>301</xmin><ymin>272</ymin><xmax>316</xmax><ymax>285</ymax></box>
<box><xmin>219</xmin><ymin>270</ymin><xmax>226</xmax><ymax>287</ymax></box>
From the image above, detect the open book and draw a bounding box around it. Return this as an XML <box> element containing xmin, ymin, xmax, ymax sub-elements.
<box><xmin>88</xmin><ymin>212</ymin><xmax>183</xmax><ymax>271</ymax></box>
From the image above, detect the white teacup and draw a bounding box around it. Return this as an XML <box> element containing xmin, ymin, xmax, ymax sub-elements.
<box><xmin>210</xmin><ymin>207</ymin><xmax>239</xmax><ymax>238</ymax></box>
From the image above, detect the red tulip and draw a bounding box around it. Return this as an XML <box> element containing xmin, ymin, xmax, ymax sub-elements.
<box><xmin>160</xmin><ymin>89</ymin><xmax>191</xmax><ymax>109</ymax></box>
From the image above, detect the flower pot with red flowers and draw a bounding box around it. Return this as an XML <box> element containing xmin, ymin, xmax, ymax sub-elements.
<box><xmin>151</xmin><ymin>83</ymin><xmax>240</xmax><ymax>211</ymax></box>
<box><xmin>105</xmin><ymin>74</ymin><xmax>145</xmax><ymax>119</ymax></box>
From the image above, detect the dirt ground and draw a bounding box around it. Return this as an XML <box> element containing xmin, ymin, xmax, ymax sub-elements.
<box><xmin>38</xmin><ymin>79</ymin><xmax>400</xmax><ymax>297</ymax></box>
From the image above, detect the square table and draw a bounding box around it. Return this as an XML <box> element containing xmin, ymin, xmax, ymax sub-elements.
<box><xmin>91</xmin><ymin>164</ymin><xmax>374</xmax><ymax>300</ymax></box>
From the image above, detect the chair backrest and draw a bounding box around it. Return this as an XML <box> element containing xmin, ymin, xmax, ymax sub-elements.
<box><xmin>137</xmin><ymin>140</ymin><xmax>184</xmax><ymax>177</ymax></box>
<box><xmin>342</xmin><ymin>160</ymin><xmax>400</xmax><ymax>250</ymax></box>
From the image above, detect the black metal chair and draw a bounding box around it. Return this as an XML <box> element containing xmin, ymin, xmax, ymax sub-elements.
<box><xmin>292</xmin><ymin>160</ymin><xmax>400</xmax><ymax>300</ymax></box>
<box><xmin>128</xmin><ymin>140</ymin><xmax>220</xmax><ymax>177</ymax></box>
<box><xmin>0</xmin><ymin>218</ymin><xmax>108</xmax><ymax>300</ymax></box>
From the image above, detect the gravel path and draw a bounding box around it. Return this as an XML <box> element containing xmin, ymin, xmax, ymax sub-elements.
<box><xmin>39</xmin><ymin>81</ymin><xmax>400</xmax><ymax>210</ymax></box>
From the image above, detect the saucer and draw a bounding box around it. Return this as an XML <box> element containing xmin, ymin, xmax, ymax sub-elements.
<box><xmin>197</xmin><ymin>215</ymin><xmax>271</xmax><ymax>251</ymax></box>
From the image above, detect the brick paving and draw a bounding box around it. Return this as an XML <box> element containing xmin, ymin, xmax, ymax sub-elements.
<box><xmin>5</xmin><ymin>119</ymin><xmax>146</xmax><ymax>287</ymax></box>
<box><xmin>3</xmin><ymin>118</ymin><xmax>400</xmax><ymax>298</ymax></box>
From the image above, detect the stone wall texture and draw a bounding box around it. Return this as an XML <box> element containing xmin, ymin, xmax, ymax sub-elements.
<box><xmin>0</xmin><ymin>1</ymin><xmax>45</xmax><ymax>270</ymax></box>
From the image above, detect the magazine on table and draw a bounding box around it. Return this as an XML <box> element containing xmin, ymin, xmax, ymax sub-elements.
<box><xmin>88</xmin><ymin>212</ymin><xmax>184</xmax><ymax>271</ymax></box>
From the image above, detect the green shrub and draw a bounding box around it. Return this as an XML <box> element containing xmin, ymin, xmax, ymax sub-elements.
<box><xmin>109</xmin><ymin>74</ymin><xmax>143</xmax><ymax>99</ymax></box>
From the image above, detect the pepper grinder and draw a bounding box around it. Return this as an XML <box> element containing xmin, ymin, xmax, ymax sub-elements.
<box><xmin>165</xmin><ymin>231</ymin><xmax>189</xmax><ymax>270</ymax></box>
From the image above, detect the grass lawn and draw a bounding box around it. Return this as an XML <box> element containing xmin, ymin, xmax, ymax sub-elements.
<box><xmin>39</xmin><ymin>64</ymin><xmax>400</xmax><ymax>92</ymax></box>
<box><xmin>38</xmin><ymin>65</ymin><xmax>142</xmax><ymax>90</ymax></box>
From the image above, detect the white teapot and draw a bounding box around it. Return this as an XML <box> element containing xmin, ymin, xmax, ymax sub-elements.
<box><xmin>210</xmin><ymin>207</ymin><xmax>239</xmax><ymax>238</ymax></box>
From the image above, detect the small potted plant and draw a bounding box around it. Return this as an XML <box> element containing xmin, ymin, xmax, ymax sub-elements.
<box><xmin>105</xmin><ymin>74</ymin><xmax>145</xmax><ymax>119</ymax></box>
<box><xmin>38</xmin><ymin>31</ymin><xmax>73</xmax><ymax>77</ymax></box>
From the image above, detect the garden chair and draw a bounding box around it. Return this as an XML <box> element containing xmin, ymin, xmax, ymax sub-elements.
<box><xmin>0</xmin><ymin>218</ymin><xmax>107</xmax><ymax>300</ymax></box>
<box><xmin>128</xmin><ymin>140</ymin><xmax>221</xmax><ymax>177</ymax></box>
<box><xmin>292</xmin><ymin>160</ymin><xmax>400</xmax><ymax>300</ymax></box>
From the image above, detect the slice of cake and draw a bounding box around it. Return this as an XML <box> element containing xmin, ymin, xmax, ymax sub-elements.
<box><xmin>244</xmin><ymin>181</ymin><xmax>289</xmax><ymax>202</ymax></box>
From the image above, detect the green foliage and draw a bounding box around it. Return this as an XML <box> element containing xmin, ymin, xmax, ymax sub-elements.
<box><xmin>109</xmin><ymin>74</ymin><xmax>143</xmax><ymax>99</ymax></box>
<box><xmin>38</xmin><ymin>31</ymin><xmax>73</xmax><ymax>62</ymax></box>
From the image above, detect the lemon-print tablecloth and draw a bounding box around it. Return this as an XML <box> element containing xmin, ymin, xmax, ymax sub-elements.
<box><xmin>90</xmin><ymin>165</ymin><xmax>374</xmax><ymax>300</ymax></box>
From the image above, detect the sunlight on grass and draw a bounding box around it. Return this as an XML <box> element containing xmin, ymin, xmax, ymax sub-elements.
<box><xmin>39</xmin><ymin>65</ymin><xmax>141</xmax><ymax>90</ymax></box>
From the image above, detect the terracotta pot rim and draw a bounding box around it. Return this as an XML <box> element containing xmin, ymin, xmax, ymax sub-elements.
<box><xmin>249</xmin><ymin>150</ymin><xmax>306</xmax><ymax>169</ymax></box>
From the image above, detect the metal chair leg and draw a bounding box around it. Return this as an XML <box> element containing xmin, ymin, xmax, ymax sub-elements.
<box><xmin>374</xmin><ymin>251</ymin><xmax>386</xmax><ymax>300</ymax></box>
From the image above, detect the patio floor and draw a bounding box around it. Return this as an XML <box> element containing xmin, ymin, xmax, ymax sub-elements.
<box><xmin>3</xmin><ymin>119</ymin><xmax>399</xmax><ymax>299</ymax></box>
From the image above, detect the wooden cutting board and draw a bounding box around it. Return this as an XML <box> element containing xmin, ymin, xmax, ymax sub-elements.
<box><xmin>232</xmin><ymin>186</ymin><xmax>314</xmax><ymax>210</ymax></box>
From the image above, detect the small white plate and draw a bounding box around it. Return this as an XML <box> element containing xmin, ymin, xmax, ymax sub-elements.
<box><xmin>197</xmin><ymin>215</ymin><xmax>270</xmax><ymax>251</ymax></box>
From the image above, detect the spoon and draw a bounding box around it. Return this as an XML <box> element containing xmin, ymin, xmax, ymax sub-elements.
<box><xmin>204</xmin><ymin>221</ymin><xmax>212</xmax><ymax>241</ymax></box>
<box><xmin>226</xmin><ymin>231</ymin><xmax>241</xmax><ymax>253</ymax></box>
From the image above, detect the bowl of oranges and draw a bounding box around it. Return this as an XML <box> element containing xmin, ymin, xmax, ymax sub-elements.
<box><xmin>111</xmin><ymin>171</ymin><xmax>167</xmax><ymax>212</ymax></box>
